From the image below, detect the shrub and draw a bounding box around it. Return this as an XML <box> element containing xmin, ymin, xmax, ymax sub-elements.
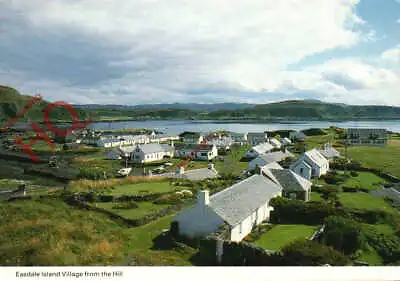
<box><xmin>322</xmin><ymin>216</ymin><xmax>366</xmax><ymax>255</ymax></box>
<box><xmin>154</xmin><ymin>193</ymin><xmax>185</xmax><ymax>205</ymax></box>
<box><xmin>281</xmin><ymin>240</ymin><xmax>349</xmax><ymax>266</ymax></box>
<box><xmin>269</xmin><ymin>197</ymin><xmax>344</xmax><ymax>225</ymax></box>
<box><xmin>111</xmin><ymin>201</ymin><xmax>139</xmax><ymax>210</ymax></box>
<box><xmin>350</xmin><ymin>171</ymin><xmax>359</xmax><ymax>177</ymax></box>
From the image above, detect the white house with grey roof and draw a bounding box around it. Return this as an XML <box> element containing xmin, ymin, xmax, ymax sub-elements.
<box><xmin>244</xmin><ymin>143</ymin><xmax>274</xmax><ymax>159</ymax></box>
<box><xmin>131</xmin><ymin>143</ymin><xmax>174</xmax><ymax>163</ymax></box>
<box><xmin>290</xmin><ymin>149</ymin><xmax>329</xmax><ymax>180</ymax></box>
<box><xmin>173</xmin><ymin>174</ymin><xmax>282</xmax><ymax>242</ymax></box>
<box><xmin>318</xmin><ymin>143</ymin><xmax>340</xmax><ymax>161</ymax></box>
<box><xmin>263</xmin><ymin>169</ymin><xmax>312</xmax><ymax>201</ymax></box>
<box><xmin>248</xmin><ymin>150</ymin><xmax>294</xmax><ymax>171</ymax></box>
<box><xmin>247</xmin><ymin>132</ymin><xmax>268</xmax><ymax>146</ymax></box>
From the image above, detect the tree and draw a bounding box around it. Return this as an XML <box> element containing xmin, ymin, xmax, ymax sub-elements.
<box><xmin>322</xmin><ymin>216</ymin><xmax>366</xmax><ymax>255</ymax></box>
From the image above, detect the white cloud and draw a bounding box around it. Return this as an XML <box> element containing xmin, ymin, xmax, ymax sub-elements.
<box><xmin>2</xmin><ymin>0</ymin><xmax>398</xmax><ymax>105</ymax></box>
<box><xmin>381</xmin><ymin>46</ymin><xmax>400</xmax><ymax>65</ymax></box>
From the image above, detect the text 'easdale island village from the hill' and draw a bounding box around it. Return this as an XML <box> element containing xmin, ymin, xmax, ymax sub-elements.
<box><xmin>0</xmin><ymin>0</ymin><xmax>400</xmax><ymax>271</ymax></box>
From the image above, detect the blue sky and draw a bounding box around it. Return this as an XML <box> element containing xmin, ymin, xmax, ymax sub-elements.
<box><xmin>0</xmin><ymin>0</ymin><xmax>399</xmax><ymax>105</ymax></box>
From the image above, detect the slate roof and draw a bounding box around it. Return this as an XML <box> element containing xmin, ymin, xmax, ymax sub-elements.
<box><xmin>305</xmin><ymin>149</ymin><xmax>328</xmax><ymax>167</ymax></box>
<box><xmin>174</xmin><ymin>143</ymin><xmax>215</xmax><ymax>152</ymax></box>
<box><xmin>255</xmin><ymin>151</ymin><xmax>294</xmax><ymax>165</ymax></box>
<box><xmin>268</xmin><ymin>169</ymin><xmax>312</xmax><ymax>192</ymax></box>
<box><xmin>318</xmin><ymin>147</ymin><xmax>340</xmax><ymax>160</ymax></box>
<box><xmin>208</xmin><ymin>174</ymin><xmax>282</xmax><ymax>226</ymax></box>
<box><xmin>134</xmin><ymin>143</ymin><xmax>174</xmax><ymax>154</ymax></box>
<box><xmin>289</xmin><ymin>131</ymin><xmax>307</xmax><ymax>139</ymax></box>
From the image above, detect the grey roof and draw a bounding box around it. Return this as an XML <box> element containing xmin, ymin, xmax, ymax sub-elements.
<box><xmin>256</xmin><ymin>151</ymin><xmax>294</xmax><ymax>165</ymax></box>
<box><xmin>175</xmin><ymin>143</ymin><xmax>215</xmax><ymax>151</ymax></box>
<box><xmin>208</xmin><ymin>174</ymin><xmax>282</xmax><ymax>226</ymax></box>
<box><xmin>252</xmin><ymin>143</ymin><xmax>274</xmax><ymax>154</ymax></box>
<box><xmin>269</xmin><ymin>138</ymin><xmax>281</xmax><ymax>147</ymax></box>
<box><xmin>289</xmin><ymin>131</ymin><xmax>307</xmax><ymax>139</ymax></box>
<box><xmin>304</xmin><ymin>149</ymin><xmax>329</xmax><ymax>167</ymax></box>
<box><xmin>318</xmin><ymin>147</ymin><xmax>340</xmax><ymax>160</ymax></box>
<box><xmin>181</xmin><ymin>168</ymin><xmax>218</xmax><ymax>181</ymax></box>
<box><xmin>347</xmin><ymin>128</ymin><xmax>387</xmax><ymax>139</ymax></box>
<box><xmin>268</xmin><ymin>169</ymin><xmax>312</xmax><ymax>192</ymax></box>
<box><xmin>135</xmin><ymin>143</ymin><xmax>174</xmax><ymax>154</ymax></box>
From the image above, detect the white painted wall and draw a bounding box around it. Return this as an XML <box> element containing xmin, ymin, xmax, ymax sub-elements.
<box><xmin>174</xmin><ymin>205</ymin><xmax>224</xmax><ymax>238</ymax></box>
<box><xmin>291</xmin><ymin>161</ymin><xmax>312</xmax><ymax>180</ymax></box>
<box><xmin>229</xmin><ymin>200</ymin><xmax>278</xmax><ymax>242</ymax></box>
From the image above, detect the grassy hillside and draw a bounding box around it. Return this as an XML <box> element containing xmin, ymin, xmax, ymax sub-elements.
<box><xmin>0</xmin><ymin>86</ymin><xmax>89</xmax><ymax>124</ymax></box>
<box><xmin>0</xmin><ymin>199</ymin><xmax>125</xmax><ymax>265</ymax></box>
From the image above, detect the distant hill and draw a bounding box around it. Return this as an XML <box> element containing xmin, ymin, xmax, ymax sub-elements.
<box><xmin>0</xmin><ymin>86</ymin><xmax>89</xmax><ymax>125</ymax></box>
<box><xmin>2</xmin><ymin>86</ymin><xmax>400</xmax><ymax>122</ymax></box>
<box><xmin>74</xmin><ymin>102</ymin><xmax>256</xmax><ymax>112</ymax></box>
<box><xmin>207</xmin><ymin>100</ymin><xmax>400</xmax><ymax>120</ymax></box>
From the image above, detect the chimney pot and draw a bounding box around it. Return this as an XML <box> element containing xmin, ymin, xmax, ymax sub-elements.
<box><xmin>197</xmin><ymin>190</ymin><xmax>210</xmax><ymax>206</ymax></box>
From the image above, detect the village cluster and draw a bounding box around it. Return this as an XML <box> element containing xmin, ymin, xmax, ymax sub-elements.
<box><xmin>65</xmin><ymin>127</ymin><xmax>389</xmax><ymax>245</ymax></box>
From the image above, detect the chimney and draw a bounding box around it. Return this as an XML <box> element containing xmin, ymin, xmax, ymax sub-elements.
<box><xmin>197</xmin><ymin>190</ymin><xmax>210</xmax><ymax>206</ymax></box>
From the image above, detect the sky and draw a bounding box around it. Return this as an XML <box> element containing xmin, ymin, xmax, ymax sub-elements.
<box><xmin>0</xmin><ymin>0</ymin><xmax>399</xmax><ymax>106</ymax></box>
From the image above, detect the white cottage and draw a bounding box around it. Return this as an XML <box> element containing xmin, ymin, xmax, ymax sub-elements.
<box><xmin>248</xmin><ymin>150</ymin><xmax>294</xmax><ymax>171</ymax></box>
<box><xmin>268</xmin><ymin>137</ymin><xmax>282</xmax><ymax>149</ymax></box>
<box><xmin>244</xmin><ymin>143</ymin><xmax>274</xmax><ymax>159</ymax></box>
<box><xmin>131</xmin><ymin>143</ymin><xmax>174</xmax><ymax>163</ymax></box>
<box><xmin>290</xmin><ymin>149</ymin><xmax>329</xmax><ymax>180</ymax></box>
<box><xmin>247</xmin><ymin>132</ymin><xmax>268</xmax><ymax>146</ymax></box>
<box><xmin>173</xmin><ymin>174</ymin><xmax>282</xmax><ymax>242</ymax></box>
<box><xmin>174</xmin><ymin>144</ymin><xmax>218</xmax><ymax>161</ymax></box>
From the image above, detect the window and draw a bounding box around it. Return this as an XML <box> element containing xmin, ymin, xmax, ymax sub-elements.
<box><xmin>300</xmin><ymin>167</ymin><xmax>304</xmax><ymax>175</ymax></box>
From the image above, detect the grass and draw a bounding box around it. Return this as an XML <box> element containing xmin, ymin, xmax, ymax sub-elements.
<box><xmin>340</xmin><ymin>171</ymin><xmax>386</xmax><ymax>191</ymax></box>
<box><xmin>215</xmin><ymin>144</ymin><xmax>251</xmax><ymax>175</ymax></box>
<box><xmin>358</xmin><ymin>248</ymin><xmax>383</xmax><ymax>266</ymax></box>
<box><xmin>339</xmin><ymin>192</ymin><xmax>398</xmax><ymax>213</ymax></box>
<box><xmin>92</xmin><ymin>201</ymin><xmax>170</xmax><ymax>219</ymax></box>
<box><xmin>122</xmin><ymin>214</ymin><xmax>196</xmax><ymax>265</ymax></box>
<box><xmin>253</xmin><ymin>224</ymin><xmax>318</xmax><ymax>252</ymax></box>
<box><xmin>68</xmin><ymin>176</ymin><xmax>168</xmax><ymax>193</ymax></box>
<box><xmin>310</xmin><ymin>192</ymin><xmax>324</xmax><ymax>202</ymax></box>
<box><xmin>107</xmin><ymin>181</ymin><xmax>177</xmax><ymax>196</ymax></box>
<box><xmin>0</xmin><ymin>179</ymin><xmax>24</xmax><ymax>191</ymax></box>
<box><xmin>0</xmin><ymin>199</ymin><xmax>125</xmax><ymax>266</ymax></box>
<box><xmin>337</xmin><ymin>139</ymin><xmax>400</xmax><ymax>178</ymax></box>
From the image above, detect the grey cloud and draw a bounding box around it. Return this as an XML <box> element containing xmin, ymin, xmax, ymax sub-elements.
<box><xmin>322</xmin><ymin>72</ymin><xmax>367</xmax><ymax>90</ymax></box>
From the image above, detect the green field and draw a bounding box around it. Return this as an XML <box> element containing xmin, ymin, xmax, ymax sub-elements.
<box><xmin>337</xmin><ymin>140</ymin><xmax>400</xmax><ymax>178</ymax></box>
<box><xmin>339</xmin><ymin>192</ymin><xmax>398</xmax><ymax>213</ymax></box>
<box><xmin>93</xmin><ymin>201</ymin><xmax>170</xmax><ymax>219</ymax></box>
<box><xmin>254</xmin><ymin>224</ymin><xmax>317</xmax><ymax>252</ymax></box>
<box><xmin>359</xmin><ymin>247</ymin><xmax>383</xmax><ymax>266</ymax></box>
<box><xmin>340</xmin><ymin>171</ymin><xmax>386</xmax><ymax>191</ymax></box>
<box><xmin>108</xmin><ymin>181</ymin><xmax>178</xmax><ymax>196</ymax></box>
<box><xmin>0</xmin><ymin>199</ymin><xmax>125</xmax><ymax>266</ymax></box>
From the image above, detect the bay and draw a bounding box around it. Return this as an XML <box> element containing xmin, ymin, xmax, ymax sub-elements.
<box><xmin>88</xmin><ymin>120</ymin><xmax>400</xmax><ymax>134</ymax></box>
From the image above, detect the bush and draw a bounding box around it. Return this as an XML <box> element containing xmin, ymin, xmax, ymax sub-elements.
<box><xmin>111</xmin><ymin>201</ymin><xmax>139</xmax><ymax>210</ymax></box>
<box><xmin>269</xmin><ymin>197</ymin><xmax>345</xmax><ymax>225</ymax></box>
<box><xmin>154</xmin><ymin>193</ymin><xmax>185</xmax><ymax>205</ymax></box>
<box><xmin>77</xmin><ymin>168</ymin><xmax>107</xmax><ymax>180</ymax></box>
<box><xmin>281</xmin><ymin>240</ymin><xmax>349</xmax><ymax>266</ymax></box>
<box><xmin>350</xmin><ymin>171</ymin><xmax>359</xmax><ymax>177</ymax></box>
<box><xmin>301</xmin><ymin>128</ymin><xmax>327</xmax><ymax>136</ymax></box>
<box><xmin>322</xmin><ymin>216</ymin><xmax>366</xmax><ymax>255</ymax></box>
<box><xmin>323</xmin><ymin>172</ymin><xmax>349</xmax><ymax>185</ymax></box>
